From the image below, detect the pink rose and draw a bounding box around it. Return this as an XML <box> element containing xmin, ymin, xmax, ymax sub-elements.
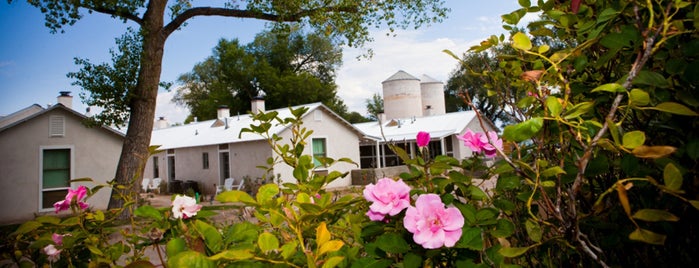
<box><xmin>53</xmin><ymin>186</ymin><xmax>89</xmax><ymax>213</ymax></box>
<box><xmin>416</xmin><ymin>131</ymin><xmax>430</xmax><ymax>148</ymax></box>
<box><xmin>43</xmin><ymin>244</ymin><xmax>61</xmax><ymax>262</ymax></box>
<box><xmin>52</xmin><ymin>233</ymin><xmax>70</xmax><ymax>246</ymax></box>
<box><xmin>171</xmin><ymin>195</ymin><xmax>203</xmax><ymax>219</ymax></box>
<box><xmin>363</xmin><ymin>178</ymin><xmax>411</xmax><ymax>221</ymax></box>
<box><xmin>457</xmin><ymin>130</ymin><xmax>503</xmax><ymax>158</ymax></box>
<box><xmin>403</xmin><ymin>194</ymin><xmax>464</xmax><ymax>249</ymax></box>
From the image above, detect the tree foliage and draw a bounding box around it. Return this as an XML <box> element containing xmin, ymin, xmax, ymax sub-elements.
<box><xmin>365</xmin><ymin>93</ymin><xmax>384</xmax><ymax>121</ymax></box>
<box><xmin>22</xmin><ymin>0</ymin><xmax>448</xmax><ymax>217</ymax></box>
<box><xmin>67</xmin><ymin>28</ymin><xmax>141</xmax><ymax>128</ymax></box>
<box><xmin>175</xmin><ymin>28</ymin><xmax>347</xmax><ymax>122</ymax></box>
<box><xmin>442</xmin><ymin>0</ymin><xmax>699</xmax><ymax>266</ymax></box>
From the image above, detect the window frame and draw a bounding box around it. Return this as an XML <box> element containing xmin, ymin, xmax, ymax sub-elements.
<box><xmin>311</xmin><ymin>137</ymin><xmax>327</xmax><ymax>168</ymax></box>
<box><xmin>202</xmin><ymin>152</ymin><xmax>210</xmax><ymax>169</ymax></box>
<box><xmin>39</xmin><ymin>145</ymin><xmax>74</xmax><ymax>212</ymax></box>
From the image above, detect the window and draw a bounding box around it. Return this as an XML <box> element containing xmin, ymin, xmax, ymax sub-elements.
<box><xmin>153</xmin><ymin>156</ymin><xmax>159</xmax><ymax>178</ymax></box>
<box><xmin>49</xmin><ymin>116</ymin><xmax>65</xmax><ymax>137</ymax></box>
<box><xmin>168</xmin><ymin>156</ymin><xmax>176</xmax><ymax>181</ymax></box>
<box><xmin>202</xmin><ymin>152</ymin><xmax>209</xmax><ymax>169</ymax></box>
<box><xmin>312</xmin><ymin>138</ymin><xmax>327</xmax><ymax>167</ymax></box>
<box><xmin>42</xmin><ymin>148</ymin><xmax>70</xmax><ymax>209</ymax></box>
<box><xmin>314</xmin><ymin>109</ymin><xmax>323</xmax><ymax>121</ymax></box>
<box><xmin>360</xmin><ymin>145</ymin><xmax>378</xmax><ymax>169</ymax></box>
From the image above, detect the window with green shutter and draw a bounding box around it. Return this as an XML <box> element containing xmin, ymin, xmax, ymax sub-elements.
<box><xmin>312</xmin><ymin>138</ymin><xmax>327</xmax><ymax>167</ymax></box>
<box><xmin>42</xmin><ymin>148</ymin><xmax>70</xmax><ymax>209</ymax></box>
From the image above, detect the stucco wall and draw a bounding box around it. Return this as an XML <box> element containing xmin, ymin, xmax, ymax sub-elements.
<box><xmin>273</xmin><ymin>108</ymin><xmax>361</xmax><ymax>188</ymax></box>
<box><xmin>0</xmin><ymin>108</ymin><xmax>122</xmax><ymax>224</ymax></box>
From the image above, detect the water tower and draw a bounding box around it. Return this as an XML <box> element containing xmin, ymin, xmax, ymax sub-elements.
<box><xmin>382</xmin><ymin>70</ymin><xmax>422</xmax><ymax>119</ymax></box>
<box><xmin>419</xmin><ymin>74</ymin><xmax>446</xmax><ymax>116</ymax></box>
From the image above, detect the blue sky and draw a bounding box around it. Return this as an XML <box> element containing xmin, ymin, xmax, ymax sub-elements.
<box><xmin>0</xmin><ymin>1</ymin><xmax>529</xmax><ymax>124</ymax></box>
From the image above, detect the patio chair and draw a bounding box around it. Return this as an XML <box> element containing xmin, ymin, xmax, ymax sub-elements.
<box><xmin>223</xmin><ymin>178</ymin><xmax>234</xmax><ymax>191</ymax></box>
<box><xmin>141</xmin><ymin>178</ymin><xmax>151</xmax><ymax>192</ymax></box>
<box><xmin>149</xmin><ymin>178</ymin><xmax>162</xmax><ymax>194</ymax></box>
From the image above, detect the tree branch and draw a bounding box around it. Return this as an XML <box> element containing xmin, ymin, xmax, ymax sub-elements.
<box><xmin>89</xmin><ymin>6</ymin><xmax>143</xmax><ymax>25</ymax></box>
<box><xmin>162</xmin><ymin>5</ymin><xmax>358</xmax><ymax>38</ymax></box>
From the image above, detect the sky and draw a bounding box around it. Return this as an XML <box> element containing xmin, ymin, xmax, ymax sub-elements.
<box><xmin>0</xmin><ymin>1</ymin><xmax>533</xmax><ymax>125</ymax></box>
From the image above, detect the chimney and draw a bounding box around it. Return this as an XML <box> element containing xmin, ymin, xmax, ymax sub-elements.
<box><xmin>217</xmin><ymin>105</ymin><xmax>230</xmax><ymax>119</ymax></box>
<box><xmin>57</xmin><ymin>91</ymin><xmax>73</xmax><ymax>109</ymax></box>
<box><xmin>156</xmin><ymin>116</ymin><xmax>168</xmax><ymax>129</ymax></box>
<box><xmin>377</xmin><ymin>112</ymin><xmax>386</xmax><ymax>123</ymax></box>
<box><xmin>251</xmin><ymin>96</ymin><xmax>265</xmax><ymax>114</ymax></box>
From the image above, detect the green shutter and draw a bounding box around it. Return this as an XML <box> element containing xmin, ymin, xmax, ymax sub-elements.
<box><xmin>312</xmin><ymin>139</ymin><xmax>326</xmax><ymax>167</ymax></box>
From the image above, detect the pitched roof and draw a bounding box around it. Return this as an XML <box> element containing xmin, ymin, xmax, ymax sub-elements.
<box><xmin>0</xmin><ymin>104</ymin><xmax>44</xmax><ymax>129</ymax></box>
<box><xmin>353</xmin><ymin>111</ymin><xmax>488</xmax><ymax>142</ymax></box>
<box><xmin>150</xmin><ymin>102</ymin><xmax>363</xmax><ymax>150</ymax></box>
<box><xmin>382</xmin><ymin>70</ymin><xmax>420</xmax><ymax>83</ymax></box>
<box><xmin>419</xmin><ymin>74</ymin><xmax>442</xmax><ymax>84</ymax></box>
<box><xmin>0</xmin><ymin>103</ymin><xmax>124</xmax><ymax>138</ymax></box>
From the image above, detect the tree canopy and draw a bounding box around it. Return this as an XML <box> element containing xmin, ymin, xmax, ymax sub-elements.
<box><xmin>174</xmin><ymin>28</ymin><xmax>346</xmax><ymax>122</ymax></box>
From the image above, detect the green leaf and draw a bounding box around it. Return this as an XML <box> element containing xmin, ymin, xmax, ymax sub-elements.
<box><xmin>591</xmin><ymin>83</ymin><xmax>625</xmax><ymax>93</ymax></box>
<box><xmin>208</xmin><ymin>249</ymin><xmax>254</xmax><ymax>261</ymax></box>
<box><xmin>541</xmin><ymin>166</ymin><xmax>565</xmax><ymax>177</ymax></box>
<box><xmin>166</xmin><ymin>238</ymin><xmax>187</xmax><ymax>257</ymax></box>
<box><xmin>663</xmin><ymin>163</ymin><xmax>683</xmax><ymax>191</ymax></box>
<box><xmin>512</xmin><ymin>32</ymin><xmax>532</xmax><ymax>51</ymax></box>
<box><xmin>518</xmin><ymin>0</ymin><xmax>531</xmax><ymax>8</ymax></box>
<box><xmin>195</xmin><ymin>220</ymin><xmax>222</xmax><ymax>252</ymax></box>
<box><xmin>12</xmin><ymin>221</ymin><xmax>42</xmax><ymax>236</ymax></box>
<box><xmin>281</xmin><ymin>241</ymin><xmax>298</xmax><ymax>260</ymax></box>
<box><xmin>216</xmin><ymin>190</ymin><xmax>257</xmax><ymax>204</ymax></box>
<box><xmin>476</xmin><ymin>208</ymin><xmax>499</xmax><ymax>222</ymax></box>
<box><xmin>632</xmin><ymin>209</ymin><xmax>680</xmax><ymax>222</ymax></box>
<box><xmin>622</xmin><ymin>131</ymin><xmax>645</xmax><ymax>149</ymax></box>
<box><xmin>538</xmin><ymin>44</ymin><xmax>550</xmax><ymax>54</ymax></box>
<box><xmin>322</xmin><ymin>256</ymin><xmax>345</xmax><ymax>268</ymax></box>
<box><xmin>633</xmin><ymin>71</ymin><xmax>670</xmax><ymax>88</ymax></box>
<box><xmin>491</xmin><ymin>219</ymin><xmax>515</xmax><ymax>238</ymax></box>
<box><xmin>134</xmin><ymin>205</ymin><xmax>163</xmax><ymax>220</ymax></box>
<box><xmin>256</xmin><ymin>183</ymin><xmax>279</xmax><ymax>204</ymax></box>
<box><xmin>35</xmin><ymin>216</ymin><xmax>60</xmax><ymax>225</ymax></box>
<box><xmin>629</xmin><ymin>89</ymin><xmax>650</xmax><ymax>106</ymax></box>
<box><xmin>468</xmin><ymin>185</ymin><xmax>488</xmax><ymax>200</ymax></box>
<box><xmin>629</xmin><ymin>228</ymin><xmax>666</xmax><ymax>245</ymax></box>
<box><xmin>168</xmin><ymin>251</ymin><xmax>215</xmax><ymax>268</ymax></box>
<box><xmin>563</xmin><ymin>102</ymin><xmax>595</xmax><ymax>120</ymax></box>
<box><xmin>375</xmin><ymin>233</ymin><xmax>409</xmax><ymax>254</ymax></box>
<box><xmin>457</xmin><ymin>227</ymin><xmax>484</xmax><ymax>250</ymax></box>
<box><xmin>403</xmin><ymin>253</ymin><xmax>423</xmax><ymax>268</ymax></box>
<box><xmin>503</xmin><ymin>117</ymin><xmax>544</xmax><ymax>142</ymax></box>
<box><xmin>258</xmin><ymin>232</ymin><xmax>280</xmax><ymax>252</ymax></box>
<box><xmin>689</xmin><ymin>200</ymin><xmax>699</xmax><ymax>210</ymax></box>
<box><xmin>525</xmin><ymin>219</ymin><xmax>542</xmax><ymax>243</ymax></box>
<box><xmin>499</xmin><ymin>246</ymin><xmax>532</xmax><ymax>258</ymax></box>
<box><xmin>644</xmin><ymin>102</ymin><xmax>699</xmax><ymax>116</ymax></box>
<box><xmin>545</xmin><ymin>97</ymin><xmax>562</xmax><ymax>117</ymax></box>
<box><xmin>632</xmin><ymin>145</ymin><xmax>677</xmax><ymax>159</ymax></box>
<box><xmin>60</xmin><ymin>216</ymin><xmax>80</xmax><ymax>226</ymax></box>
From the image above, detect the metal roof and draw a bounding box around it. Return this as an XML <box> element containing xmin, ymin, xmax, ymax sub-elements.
<box><xmin>382</xmin><ymin>70</ymin><xmax>420</xmax><ymax>83</ymax></box>
<box><xmin>150</xmin><ymin>102</ymin><xmax>363</xmax><ymax>150</ymax></box>
<box><xmin>353</xmin><ymin>110</ymin><xmax>481</xmax><ymax>143</ymax></box>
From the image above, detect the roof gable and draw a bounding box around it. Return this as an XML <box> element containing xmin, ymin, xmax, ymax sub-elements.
<box><xmin>0</xmin><ymin>104</ymin><xmax>124</xmax><ymax>138</ymax></box>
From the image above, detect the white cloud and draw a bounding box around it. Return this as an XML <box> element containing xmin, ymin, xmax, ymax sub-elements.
<box><xmin>155</xmin><ymin>89</ymin><xmax>189</xmax><ymax>125</ymax></box>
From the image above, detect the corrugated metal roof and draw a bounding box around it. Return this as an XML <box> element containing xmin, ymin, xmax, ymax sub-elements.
<box><xmin>354</xmin><ymin>111</ymin><xmax>480</xmax><ymax>142</ymax></box>
<box><xmin>419</xmin><ymin>74</ymin><xmax>441</xmax><ymax>84</ymax></box>
<box><xmin>150</xmin><ymin>102</ymin><xmax>355</xmax><ymax>150</ymax></box>
<box><xmin>382</xmin><ymin>70</ymin><xmax>420</xmax><ymax>83</ymax></box>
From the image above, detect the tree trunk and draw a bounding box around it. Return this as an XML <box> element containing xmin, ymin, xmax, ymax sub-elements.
<box><xmin>108</xmin><ymin>0</ymin><xmax>167</xmax><ymax>220</ymax></box>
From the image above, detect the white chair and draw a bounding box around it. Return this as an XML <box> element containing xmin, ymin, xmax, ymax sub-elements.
<box><xmin>149</xmin><ymin>178</ymin><xmax>162</xmax><ymax>194</ymax></box>
<box><xmin>141</xmin><ymin>178</ymin><xmax>151</xmax><ymax>192</ymax></box>
<box><xmin>223</xmin><ymin>178</ymin><xmax>234</xmax><ymax>191</ymax></box>
<box><xmin>233</xmin><ymin>177</ymin><xmax>245</xmax><ymax>191</ymax></box>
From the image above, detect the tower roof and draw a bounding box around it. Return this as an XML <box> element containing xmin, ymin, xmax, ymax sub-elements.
<box><xmin>382</xmin><ymin>70</ymin><xmax>419</xmax><ymax>83</ymax></box>
<box><xmin>419</xmin><ymin>74</ymin><xmax>442</xmax><ymax>84</ymax></box>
